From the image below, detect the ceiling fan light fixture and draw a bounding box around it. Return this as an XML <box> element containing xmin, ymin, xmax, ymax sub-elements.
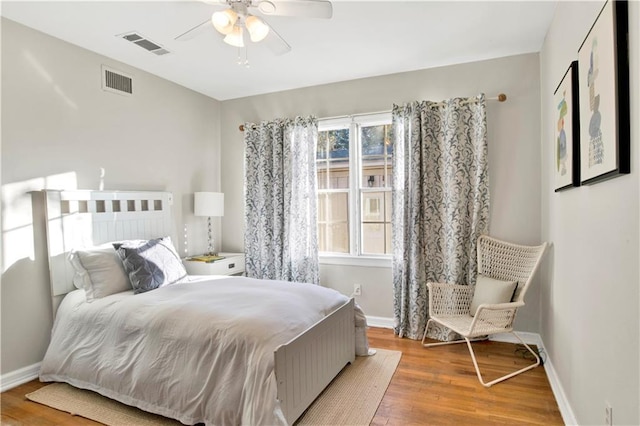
<box><xmin>223</xmin><ymin>25</ymin><xmax>244</xmax><ymax>47</ymax></box>
<box><xmin>212</xmin><ymin>9</ymin><xmax>238</xmax><ymax>35</ymax></box>
<box><xmin>245</xmin><ymin>15</ymin><xmax>270</xmax><ymax>42</ymax></box>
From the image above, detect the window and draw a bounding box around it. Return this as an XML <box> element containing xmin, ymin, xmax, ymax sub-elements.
<box><xmin>317</xmin><ymin>113</ymin><xmax>392</xmax><ymax>260</ymax></box>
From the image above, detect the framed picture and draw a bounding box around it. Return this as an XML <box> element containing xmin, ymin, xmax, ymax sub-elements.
<box><xmin>577</xmin><ymin>0</ymin><xmax>630</xmax><ymax>185</ymax></box>
<box><xmin>553</xmin><ymin>61</ymin><xmax>580</xmax><ymax>192</ymax></box>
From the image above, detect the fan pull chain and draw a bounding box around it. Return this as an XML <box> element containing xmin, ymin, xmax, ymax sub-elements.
<box><xmin>236</xmin><ymin>48</ymin><xmax>250</xmax><ymax>68</ymax></box>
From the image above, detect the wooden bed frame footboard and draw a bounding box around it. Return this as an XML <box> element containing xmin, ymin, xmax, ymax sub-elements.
<box><xmin>275</xmin><ymin>298</ymin><xmax>356</xmax><ymax>424</ymax></box>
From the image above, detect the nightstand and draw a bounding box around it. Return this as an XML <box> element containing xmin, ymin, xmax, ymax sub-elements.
<box><xmin>182</xmin><ymin>252</ymin><xmax>245</xmax><ymax>276</ymax></box>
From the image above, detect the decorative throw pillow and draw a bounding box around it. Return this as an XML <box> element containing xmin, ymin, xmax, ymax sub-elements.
<box><xmin>115</xmin><ymin>236</ymin><xmax>187</xmax><ymax>294</ymax></box>
<box><xmin>469</xmin><ymin>274</ymin><xmax>518</xmax><ymax>316</ymax></box>
<box><xmin>68</xmin><ymin>244</ymin><xmax>131</xmax><ymax>302</ymax></box>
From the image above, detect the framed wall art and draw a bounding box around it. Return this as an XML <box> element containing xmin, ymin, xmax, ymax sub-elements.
<box><xmin>554</xmin><ymin>61</ymin><xmax>580</xmax><ymax>192</ymax></box>
<box><xmin>577</xmin><ymin>0</ymin><xmax>630</xmax><ymax>185</ymax></box>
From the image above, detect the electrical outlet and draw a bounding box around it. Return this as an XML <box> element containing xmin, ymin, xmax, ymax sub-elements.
<box><xmin>353</xmin><ymin>283</ymin><xmax>362</xmax><ymax>296</ymax></box>
<box><xmin>605</xmin><ymin>402</ymin><xmax>613</xmax><ymax>426</ymax></box>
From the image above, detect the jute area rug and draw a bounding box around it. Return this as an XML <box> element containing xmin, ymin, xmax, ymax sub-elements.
<box><xmin>26</xmin><ymin>348</ymin><xmax>401</xmax><ymax>426</ymax></box>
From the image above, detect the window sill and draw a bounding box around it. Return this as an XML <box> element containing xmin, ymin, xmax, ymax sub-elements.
<box><xmin>319</xmin><ymin>255</ymin><xmax>392</xmax><ymax>268</ymax></box>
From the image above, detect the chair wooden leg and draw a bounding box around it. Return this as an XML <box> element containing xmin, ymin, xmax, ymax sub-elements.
<box><xmin>465</xmin><ymin>331</ymin><xmax>541</xmax><ymax>387</ymax></box>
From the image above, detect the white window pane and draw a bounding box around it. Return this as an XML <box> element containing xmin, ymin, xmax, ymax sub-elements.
<box><xmin>328</xmin><ymin>223</ymin><xmax>349</xmax><ymax>253</ymax></box>
<box><xmin>361</xmin><ymin>125</ymin><xmax>386</xmax><ymax>156</ymax></box>
<box><xmin>362</xmin><ymin>223</ymin><xmax>386</xmax><ymax>255</ymax></box>
<box><xmin>329</xmin><ymin>193</ymin><xmax>348</xmax><ymax>221</ymax></box>
<box><xmin>361</xmin><ymin>124</ymin><xmax>392</xmax><ymax>189</ymax></box>
<box><xmin>317</xmin><ymin>129</ymin><xmax>350</xmax><ymax>190</ymax></box>
<box><xmin>318</xmin><ymin>192</ymin><xmax>349</xmax><ymax>253</ymax></box>
<box><xmin>362</xmin><ymin>192</ymin><xmax>384</xmax><ymax>222</ymax></box>
<box><xmin>318</xmin><ymin>114</ymin><xmax>393</xmax><ymax>258</ymax></box>
<box><xmin>318</xmin><ymin>221</ymin><xmax>349</xmax><ymax>253</ymax></box>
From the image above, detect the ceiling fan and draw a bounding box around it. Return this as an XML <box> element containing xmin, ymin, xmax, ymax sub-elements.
<box><xmin>175</xmin><ymin>0</ymin><xmax>333</xmax><ymax>56</ymax></box>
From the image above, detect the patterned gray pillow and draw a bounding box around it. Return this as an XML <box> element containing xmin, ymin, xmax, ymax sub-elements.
<box><xmin>114</xmin><ymin>237</ymin><xmax>187</xmax><ymax>294</ymax></box>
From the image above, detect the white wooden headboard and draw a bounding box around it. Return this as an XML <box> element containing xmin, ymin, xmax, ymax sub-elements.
<box><xmin>42</xmin><ymin>190</ymin><xmax>174</xmax><ymax>315</ymax></box>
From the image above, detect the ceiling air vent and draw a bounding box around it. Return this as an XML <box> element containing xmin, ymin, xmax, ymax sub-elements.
<box><xmin>120</xmin><ymin>32</ymin><xmax>171</xmax><ymax>56</ymax></box>
<box><xmin>101</xmin><ymin>65</ymin><xmax>133</xmax><ymax>96</ymax></box>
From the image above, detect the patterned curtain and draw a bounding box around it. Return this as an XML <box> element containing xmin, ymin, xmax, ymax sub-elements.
<box><xmin>243</xmin><ymin>116</ymin><xmax>320</xmax><ymax>284</ymax></box>
<box><xmin>391</xmin><ymin>94</ymin><xmax>490</xmax><ymax>340</ymax></box>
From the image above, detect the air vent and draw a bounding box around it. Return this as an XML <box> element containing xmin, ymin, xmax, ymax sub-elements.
<box><xmin>101</xmin><ymin>65</ymin><xmax>133</xmax><ymax>96</ymax></box>
<box><xmin>119</xmin><ymin>32</ymin><xmax>171</xmax><ymax>56</ymax></box>
<box><xmin>152</xmin><ymin>49</ymin><xmax>171</xmax><ymax>56</ymax></box>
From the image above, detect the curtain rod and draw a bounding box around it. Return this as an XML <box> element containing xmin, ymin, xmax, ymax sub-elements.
<box><xmin>238</xmin><ymin>93</ymin><xmax>507</xmax><ymax>131</ymax></box>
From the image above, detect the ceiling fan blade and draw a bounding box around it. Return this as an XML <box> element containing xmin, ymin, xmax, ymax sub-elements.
<box><xmin>258</xmin><ymin>0</ymin><xmax>332</xmax><ymax>19</ymax></box>
<box><xmin>261</xmin><ymin>21</ymin><xmax>291</xmax><ymax>56</ymax></box>
<box><xmin>175</xmin><ymin>18</ymin><xmax>212</xmax><ymax>41</ymax></box>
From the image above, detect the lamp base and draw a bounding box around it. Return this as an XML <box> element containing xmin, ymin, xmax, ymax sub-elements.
<box><xmin>206</xmin><ymin>216</ymin><xmax>217</xmax><ymax>257</ymax></box>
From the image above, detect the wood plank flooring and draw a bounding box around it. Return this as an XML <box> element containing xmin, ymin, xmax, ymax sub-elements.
<box><xmin>1</xmin><ymin>327</ymin><xmax>563</xmax><ymax>425</ymax></box>
<box><xmin>367</xmin><ymin>327</ymin><xmax>563</xmax><ymax>425</ymax></box>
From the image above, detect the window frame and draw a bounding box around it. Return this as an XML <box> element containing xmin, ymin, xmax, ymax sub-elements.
<box><xmin>317</xmin><ymin>112</ymin><xmax>392</xmax><ymax>267</ymax></box>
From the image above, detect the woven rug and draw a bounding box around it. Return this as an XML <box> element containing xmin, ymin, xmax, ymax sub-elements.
<box><xmin>26</xmin><ymin>348</ymin><xmax>401</xmax><ymax>426</ymax></box>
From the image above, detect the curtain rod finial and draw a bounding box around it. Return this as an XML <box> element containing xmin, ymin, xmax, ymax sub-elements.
<box><xmin>497</xmin><ymin>93</ymin><xmax>507</xmax><ymax>102</ymax></box>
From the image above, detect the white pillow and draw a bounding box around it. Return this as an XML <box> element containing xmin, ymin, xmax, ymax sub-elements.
<box><xmin>68</xmin><ymin>244</ymin><xmax>131</xmax><ymax>302</ymax></box>
<box><xmin>469</xmin><ymin>275</ymin><xmax>517</xmax><ymax>316</ymax></box>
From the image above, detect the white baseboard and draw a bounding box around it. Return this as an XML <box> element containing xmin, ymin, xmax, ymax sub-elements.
<box><xmin>1</xmin><ymin>362</ymin><xmax>40</xmax><ymax>393</ymax></box>
<box><xmin>487</xmin><ymin>331</ymin><xmax>577</xmax><ymax>425</ymax></box>
<box><xmin>366</xmin><ymin>315</ymin><xmax>394</xmax><ymax>329</ymax></box>
<box><xmin>542</xmin><ymin>352</ymin><xmax>578</xmax><ymax>425</ymax></box>
<box><xmin>489</xmin><ymin>331</ymin><xmax>543</xmax><ymax>346</ymax></box>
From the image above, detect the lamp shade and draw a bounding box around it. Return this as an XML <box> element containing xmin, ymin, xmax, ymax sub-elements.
<box><xmin>245</xmin><ymin>15</ymin><xmax>270</xmax><ymax>42</ymax></box>
<box><xmin>212</xmin><ymin>9</ymin><xmax>238</xmax><ymax>35</ymax></box>
<box><xmin>223</xmin><ymin>25</ymin><xmax>244</xmax><ymax>47</ymax></box>
<box><xmin>194</xmin><ymin>192</ymin><xmax>224</xmax><ymax>217</ymax></box>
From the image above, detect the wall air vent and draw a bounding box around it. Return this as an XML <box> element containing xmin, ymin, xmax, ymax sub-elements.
<box><xmin>101</xmin><ymin>65</ymin><xmax>133</xmax><ymax>96</ymax></box>
<box><xmin>119</xmin><ymin>32</ymin><xmax>171</xmax><ymax>56</ymax></box>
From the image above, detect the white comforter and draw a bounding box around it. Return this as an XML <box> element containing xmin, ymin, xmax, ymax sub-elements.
<box><xmin>40</xmin><ymin>276</ymin><xmax>363</xmax><ymax>425</ymax></box>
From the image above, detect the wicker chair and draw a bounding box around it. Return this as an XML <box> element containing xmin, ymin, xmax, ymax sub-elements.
<box><xmin>422</xmin><ymin>235</ymin><xmax>548</xmax><ymax>387</ymax></box>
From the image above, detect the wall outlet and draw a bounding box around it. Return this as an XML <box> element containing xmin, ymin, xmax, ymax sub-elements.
<box><xmin>353</xmin><ymin>283</ymin><xmax>362</xmax><ymax>296</ymax></box>
<box><xmin>605</xmin><ymin>402</ymin><xmax>613</xmax><ymax>426</ymax></box>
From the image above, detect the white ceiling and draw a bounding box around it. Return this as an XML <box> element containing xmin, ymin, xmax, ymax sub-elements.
<box><xmin>1</xmin><ymin>1</ymin><xmax>558</xmax><ymax>101</ymax></box>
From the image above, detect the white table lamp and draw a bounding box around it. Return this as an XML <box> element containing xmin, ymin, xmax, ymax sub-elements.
<box><xmin>194</xmin><ymin>192</ymin><xmax>224</xmax><ymax>255</ymax></box>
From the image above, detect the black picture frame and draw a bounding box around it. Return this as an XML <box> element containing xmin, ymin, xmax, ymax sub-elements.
<box><xmin>577</xmin><ymin>0</ymin><xmax>630</xmax><ymax>185</ymax></box>
<box><xmin>554</xmin><ymin>61</ymin><xmax>580</xmax><ymax>192</ymax></box>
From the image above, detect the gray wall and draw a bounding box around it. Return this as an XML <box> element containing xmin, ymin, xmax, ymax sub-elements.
<box><xmin>220</xmin><ymin>53</ymin><xmax>543</xmax><ymax>327</ymax></box>
<box><xmin>1</xmin><ymin>18</ymin><xmax>222</xmax><ymax>375</ymax></box>
<box><xmin>540</xmin><ymin>2</ymin><xmax>639</xmax><ymax>424</ymax></box>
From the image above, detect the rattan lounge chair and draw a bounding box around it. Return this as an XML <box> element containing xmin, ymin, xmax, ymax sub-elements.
<box><xmin>422</xmin><ymin>235</ymin><xmax>548</xmax><ymax>387</ymax></box>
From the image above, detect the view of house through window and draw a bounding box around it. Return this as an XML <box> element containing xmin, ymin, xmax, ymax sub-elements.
<box><xmin>316</xmin><ymin>114</ymin><xmax>392</xmax><ymax>256</ymax></box>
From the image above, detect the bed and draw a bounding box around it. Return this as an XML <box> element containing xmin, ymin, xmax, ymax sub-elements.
<box><xmin>37</xmin><ymin>189</ymin><xmax>362</xmax><ymax>425</ymax></box>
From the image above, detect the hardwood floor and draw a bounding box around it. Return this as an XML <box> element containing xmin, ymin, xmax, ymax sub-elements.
<box><xmin>368</xmin><ymin>327</ymin><xmax>563</xmax><ymax>425</ymax></box>
<box><xmin>1</xmin><ymin>327</ymin><xmax>563</xmax><ymax>425</ymax></box>
<box><xmin>1</xmin><ymin>379</ymin><xmax>101</xmax><ymax>426</ymax></box>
